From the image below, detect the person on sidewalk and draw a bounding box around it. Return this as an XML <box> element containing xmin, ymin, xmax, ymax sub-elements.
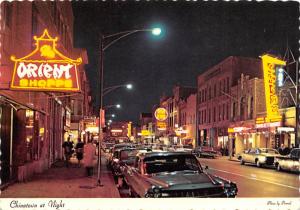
<box><xmin>83</xmin><ymin>138</ymin><xmax>96</xmax><ymax>177</ymax></box>
<box><xmin>62</xmin><ymin>136</ymin><xmax>74</xmax><ymax>167</ymax></box>
<box><xmin>75</xmin><ymin>138</ymin><xmax>84</xmax><ymax>167</ymax></box>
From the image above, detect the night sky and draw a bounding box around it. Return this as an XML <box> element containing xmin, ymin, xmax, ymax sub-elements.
<box><xmin>72</xmin><ymin>1</ymin><xmax>299</xmax><ymax>124</ymax></box>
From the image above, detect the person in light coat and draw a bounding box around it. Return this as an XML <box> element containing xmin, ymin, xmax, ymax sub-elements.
<box><xmin>83</xmin><ymin>139</ymin><xmax>96</xmax><ymax>176</ymax></box>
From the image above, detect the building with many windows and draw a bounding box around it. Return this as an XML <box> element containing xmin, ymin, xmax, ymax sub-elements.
<box><xmin>197</xmin><ymin>56</ymin><xmax>262</xmax><ymax>149</ymax></box>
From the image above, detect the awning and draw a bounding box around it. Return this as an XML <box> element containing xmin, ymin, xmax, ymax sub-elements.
<box><xmin>0</xmin><ymin>95</ymin><xmax>47</xmax><ymax>115</ymax></box>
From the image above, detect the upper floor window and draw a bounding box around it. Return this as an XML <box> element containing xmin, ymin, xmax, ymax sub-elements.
<box><xmin>249</xmin><ymin>97</ymin><xmax>254</xmax><ymax>119</ymax></box>
<box><xmin>4</xmin><ymin>2</ymin><xmax>13</xmax><ymax>28</ymax></box>
<box><xmin>240</xmin><ymin>97</ymin><xmax>246</xmax><ymax>120</ymax></box>
<box><xmin>232</xmin><ymin>102</ymin><xmax>236</xmax><ymax>120</ymax></box>
<box><xmin>214</xmin><ymin>84</ymin><xmax>216</xmax><ymax>97</ymax></box>
<box><xmin>226</xmin><ymin>77</ymin><xmax>230</xmax><ymax>93</ymax></box>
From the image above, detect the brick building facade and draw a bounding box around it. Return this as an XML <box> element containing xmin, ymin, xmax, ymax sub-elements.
<box><xmin>197</xmin><ymin>56</ymin><xmax>263</xmax><ymax>149</ymax></box>
<box><xmin>0</xmin><ymin>1</ymin><xmax>90</xmax><ymax>187</ymax></box>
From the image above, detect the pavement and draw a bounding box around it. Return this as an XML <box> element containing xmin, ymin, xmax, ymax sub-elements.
<box><xmin>0</xmin><ymin>155</ymin><xmax>120</xmax><ymax>198</ymax></box>
<box><xmin>219</xmin><ymin>155</ymin><xmax>240</xmax><ymax>162</ymax></box>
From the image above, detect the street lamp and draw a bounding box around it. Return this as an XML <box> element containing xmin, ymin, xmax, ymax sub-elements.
<box><xmin>97</xmin><ymin>27</ymin><xmax>161</xmax><ymax>186</ymax></box>
<box><xmin>103</xmin><ymin>83</ymin><xmax>133</xmax><ymax>96</ymax></box>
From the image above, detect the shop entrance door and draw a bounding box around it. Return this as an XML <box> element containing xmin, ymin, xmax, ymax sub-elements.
<box><xmin>0</xmin><ymin>105</ymin><xmax>12</xmax><ymax>185</ymax></box>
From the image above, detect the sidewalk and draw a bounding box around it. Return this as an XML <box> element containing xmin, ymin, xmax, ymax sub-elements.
<box><xmin>0</xmin><ymin>155</ymin><xmax>120</xmax><ymax>198</ymax></box>
<box><xmin>219</xmin><ymin>155</ymin><xmax>240</xmax><ymax>162</ymax></box>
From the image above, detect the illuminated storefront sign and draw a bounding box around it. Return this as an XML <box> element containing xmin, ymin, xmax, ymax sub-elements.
<box><xmin>228</xmin><ymin>127</ymin><xmax>251</xmax><ymax>133</ymax></box>
<box><xmin>156</xmin><ymin>121</ymin><xmax>167</xmax><ymax>130</ymax></box>
<box><xmin>10</xmin><ymin>29</ymin><xmax>82</xmax><ymax>92</ymax></box>
<box><xmin>141</xmin><ymin>130</ymin><xmax>151</xmax><ymax>136</ymax></box>
<box><xmin>154</xmin><ymin>107</ymin><xmax>168</xmax><ymax>121</ymax></box>
<box><xmin>261</xmin><ymin>54</ymin><xmax>286</xmax><ymax>121</ymax></box>
<box><xmin>255</xmin><ymin>121</ymin><xmax>281</xmax><ymax>129</ymax></box>
<box><xmin>277</xmin><ymin>127</ymin><xmax>294</xmax><ymax>132</ymax></box>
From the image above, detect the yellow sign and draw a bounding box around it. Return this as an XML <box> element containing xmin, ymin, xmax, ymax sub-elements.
<box><xmin>141</xmin><ymin>130</ymin><xmax>151</xmax><ymax>136</ymax></box>
<box><xmin>154</xmin><ymin>107</ymin><xmax>168</xmax><ymax>121</ymax></box>
<box><xmin>10</xmin><ymin>29</ymin><xmax>82</xmax><ymax>92</ymax></box>
<box><xmin>156</xmin><ymin>121</ymin><xmax>167</xmax><ymax>130</ymax></box>
<box><xmin>261</xmin><ymin>54</ymin><xmax>285</xmax><ymax>121</ymax></box>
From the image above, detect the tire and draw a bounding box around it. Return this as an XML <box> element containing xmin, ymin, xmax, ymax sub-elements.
<box><xmin>256</xmin><ymin>160</ymin><xmax>261</xmax><ymax>167</ymax></box>
<box><xmin>276</xmin><ymin>164</ymin><xmax>281</xmax><ymax>171</ymax></box>
<box><xmin>240</xmin><ymin>158</ymin><xmax>245</xmax><ymax>165</ymax></box>
<box><xmin>128</xmin><ymin>187</ymin><xmax>136</xmax><ymax>198</ymax></box>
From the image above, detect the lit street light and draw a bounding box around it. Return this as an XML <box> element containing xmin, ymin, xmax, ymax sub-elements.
<box><xmin>103</xmin><ymin>83</ymin><xmax>133</xmax><ymax>96</ymax></box>
<box><xmin>97</xmin><ymin>27</ymin><xmax>162</xmax><ymax>186</ymax></box>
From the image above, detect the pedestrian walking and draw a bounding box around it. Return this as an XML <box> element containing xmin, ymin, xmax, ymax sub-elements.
<box><xmin>83</xmin><ymin>138</ymin><xmax>96</xmax><ymax>177</ymax></box>
<box><xmin>62</xmin><ymin>136</ymin><xmax>74</xmax><ymax>167</ymax></box>
<box><xmin>75</xmin><ymin>138</ymin><xmax>84</xmax><ymax>167</ymax></box>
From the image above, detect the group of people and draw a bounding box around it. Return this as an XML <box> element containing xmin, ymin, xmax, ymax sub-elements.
<box><xmin>62</xmin><ymin>136</ymin><xmax>96</xmax><ymax>176</ymax></box>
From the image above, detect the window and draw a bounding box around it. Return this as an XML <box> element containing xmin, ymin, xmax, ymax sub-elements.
<box><xmin>199</xmin><ymin>91</ymin><xmax>202</xmax><ymax>103</ymax></box>
<box><xmin>226</xmin><ymin>104</ymin><xmax>229</xmax><ymax>120</ymax></box>
<box><xmin>198</xmin><ymin>111</ymin><xmax>202</xmax><ymax>124</ymax></box>
<box><xmin>214</xmin><ymin>84</ymin><xmax>216</xmax><ymax>97</ymax></box>
<box><xmin>4</xmin><ymin>2</ymin><xmax>13</xmax><ymax>28</ymax></box>
<box><xmin>208</xmin><ymin>87</ymin><xmax>211</xmax><ymax>100</ymax></box>
<box><xmin>222</xmin><ymin>104</ymin><xmax>225</xmax><ymax>120</ymax></box>
<box><xmin>223</xmin><ymin>79</ymin><xmax>226</xmax><ymax>93</ymax></box>
<box><xmin>219</xmin><ymin>80</ymin><xmax>222</xmax><ymax>96</ymax></box>
<box><xmin>213</xmin><ymin>107</ymin><xmax>216</xmax><ymax>122</ymax></box>
<box><xmin>32</xmin><ymin>4</ymin><xmax>38</xmax><ymax>38</ymax></box>
<box><xmin>240</xmin><ymin>97</ymin><xmax>246</xmax><ymax>120</ymax></box>
<box><xmin>226</xmin><ymin>77</ymin><xmax>230</xmax><ymax>93</ymax></box>
<box><xmin>219</xmin><ymin>105</ymin><xmax>221</xmax><ymax>121</ymax></box>
<box><xmin>204</xmin><ymin>110</ymin><xmax>206</xmax><ymax>123</ymax></box>
<box><xmin>204</xmin><ymin>88</ymin><xmax>207</xmax><ymax>101</ymax></box>
<box><xmin>232</xmin><ymin>102</ymin><xmax>236</xmax><ymax>119</ymax></box>
<box><xmin>249</xmin><ymin>97</ymin><xmax>254</xmax><ymax>119</ymax></box>
<box><xmin>208</xmin><ymin>109</ymin><xmax>211</xmax><ymax>123</ymax></box>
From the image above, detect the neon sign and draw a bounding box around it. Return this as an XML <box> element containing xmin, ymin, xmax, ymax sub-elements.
<box><xmin>10</xmin><ymin>29</ymin><xmax>82</xmax><ymax>92</ymax></box>
<box><xmin>154</xmin><ymin>107</ymin><xmax>168</xmax><ymax>121</ymax></box>
<box><xmin>261</xmin><ymin>54</ymin><xmax>286</xmax><ymax>122</ymax></box>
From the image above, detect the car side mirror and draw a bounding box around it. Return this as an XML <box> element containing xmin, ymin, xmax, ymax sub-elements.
<box><xmin>205</xmin><ymin>166</ymin><xmax>209</xmax><ymax>170</ymax></box>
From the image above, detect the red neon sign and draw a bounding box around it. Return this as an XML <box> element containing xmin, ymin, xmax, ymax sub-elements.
<box><xmin>10</xmin><ymin>29</ymin><xmax>82</xmax><ymax>92</ymax></box>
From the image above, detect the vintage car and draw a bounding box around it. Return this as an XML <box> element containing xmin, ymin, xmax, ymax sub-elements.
<box><xmin>111</xmin><ymin>148</ymin><xmax>139</xmax><ymax>181</ymax></box>
<box><xmin>274</xmin><ymin>148</ymin><xmax>300</xmax><ymax>173</ymax></box>
<box><xmin>240</xmin><ymin>148</ymin><xmax>281</xmax><ymax>167</ymax></box>
<box><xmin>193</xmin><ymin>147</ymin><xmax>221</xmax><ymax>158</ymax></box>
<box><xmin>120</xmin><ymin>152</ymin><xmax>238</xmax><ymax>198</ymax></box>
<box><xmin>107</xmin><ymin>143</ymin><xmax>134</xmax><ymax>169</ymax></box>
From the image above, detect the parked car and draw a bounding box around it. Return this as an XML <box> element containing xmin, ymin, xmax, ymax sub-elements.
<box><xmin>111</xmin><ymin>148</ymin><xmax>139</xmax><ymax>182</ymax></box>
<box><xmin>193</xmin><ymin>147</ymin><xmax>221</xmax><ymax>158</ymax></box>
<box><xmin>120</xmin><ymin>151</ymin><xmax>238</xmax><ymax>197</ymax></box>
<box><xmin>240</xmin><ymin>148</ymin><xmax>282</xmax><ymax>167</ymax></box>
<box><xmin>102</xmin><ymin>142</ymin><xmax>115</xmax><ymax>153</ymax></box>
<box><xmin>107</xmin><ymin>143</ymin><xmax>134</xmax><ymax>168</ymax></box>
<box><xmin>274</xmin><ymin>148</ymin><xmax>300</xmax><ymax>173</ymax></box>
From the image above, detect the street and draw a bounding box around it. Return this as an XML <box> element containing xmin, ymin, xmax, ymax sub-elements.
<box><xmin>198</xmin><ymin>157</ymin><xmax>299</xmax><ymax>197</ymax></box>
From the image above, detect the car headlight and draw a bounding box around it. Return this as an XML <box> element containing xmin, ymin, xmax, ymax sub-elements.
<box><xmin>224</xmin><ymin>183</ymin><xmax>238</xmax><ymax>198</ymax></box>
<box><xmin>145</xmin><ymin>186</ymin><xmax>162</xmax><ymax>198</ymax></box>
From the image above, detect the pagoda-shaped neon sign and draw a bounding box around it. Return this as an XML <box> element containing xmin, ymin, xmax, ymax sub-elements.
<box><xmin>10</xmin><ymin>29</ymin><xmax>82</xmax><ymax>92</ymax></box>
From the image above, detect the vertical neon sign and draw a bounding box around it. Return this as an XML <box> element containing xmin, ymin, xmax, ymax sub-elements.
<box><xmin>261</xmin><ymin>54</ymin><xmax>286</xmax><ymax>122</ymax></box>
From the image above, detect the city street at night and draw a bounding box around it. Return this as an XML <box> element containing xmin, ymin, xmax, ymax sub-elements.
<box><xmin>0</xmin><ymin>1</ymin><xmax>299</xmax><ymax>210</ymax></box>
<box><xmin>198</xmin><ymin>157</ymin><xmax>299</xmax><ymax>197</ymax></box>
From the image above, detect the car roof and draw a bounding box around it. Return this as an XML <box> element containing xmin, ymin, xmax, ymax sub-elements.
<box><xmin>138</xmin><ymin>151</ymin><xmax>194</xmax><ymax>159</ymax></box>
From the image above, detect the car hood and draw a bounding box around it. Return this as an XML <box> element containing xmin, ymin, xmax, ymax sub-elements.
<box><xmin>260</xmin><ymin>153</ymin><xmax>281</xmax><ymax>157</ymax></box>
<box><xmin>147</xmin><ymin>171</ymin><xmax>221</xmax><ymax>190</ymax></box>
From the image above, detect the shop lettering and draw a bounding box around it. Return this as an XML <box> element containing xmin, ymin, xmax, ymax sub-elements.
<box><xmin>17</xmin><ymin>62</ymin><xmax>73</xmax><ymax>79</ymax></box>
<box><xmin>19</xmin><ymin>78</ymin><xmax>73</xmax><ymax>88</ymax></box>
